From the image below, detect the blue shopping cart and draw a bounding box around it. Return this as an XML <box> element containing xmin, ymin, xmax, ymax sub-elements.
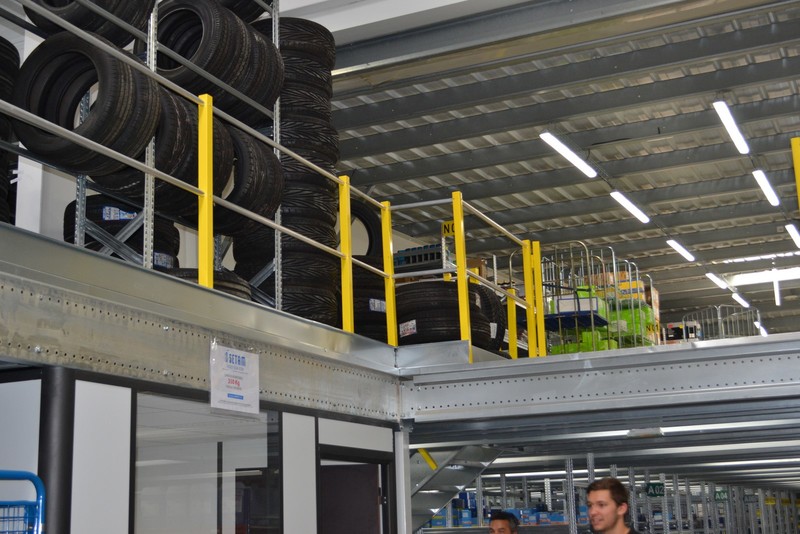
<box><xmin>0</xmin><ymin>471</ymin><xmax>45</xmax><ymax>534</ymax></box>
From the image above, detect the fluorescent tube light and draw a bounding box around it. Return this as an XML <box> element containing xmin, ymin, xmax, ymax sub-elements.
<box><xmin>732</xmin><ymin>292</ymin><xmax>750</xmax><ymax>308</ymax></box>
<box><xmin>713</xmin><ymin>100</ymin><xmax>750</xmax><ymax>154</ymax></box>
<box><xmin>540</xmin><ymin>131</ymin><xmax>598</xmax><ymax>178</ymax></box>
<box><xmin>752</xmin><ymin>170</ymin><xmax>780</xmax><ymax>206</ymax></box>
<box><xmin>754</xmin><ymin>321</ymin><xmax>768</xmax><ymax>337</ymax></box>
<box><xmin>786</xmin><ymin>224</ymin><xmax>800</xmax><ymax>249</ymax></box>
<box><xmin>610</xmin><ymin>191</ymin><xmax>650</xmax><ymax>223</ymax></box>
<box><xmin>705</xmin><ymin>272</ymin><xmax>728</xmax><ymax>289</ymax></box>
<box><xmin>730</xmin><ymin>267</ymin><xmax>800</xmax><ymax>286</ymax></box>
<box><xmin>666</xmin><ymin>239</ymin><xmax>695</xmax><ymax>262</ymax></box>
<box><xmin>774</xmin><ymin>275</ymin><xmax>781</xmax><ymax>306</ymax></box>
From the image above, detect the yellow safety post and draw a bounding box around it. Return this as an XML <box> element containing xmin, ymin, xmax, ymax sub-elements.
<box><xmin>522</xmin><ymin>240</ymin><xmax>536</xmax><ymax>356</ymax></box>
<box><xmin>197</xmin><ymin>94</ymin><xmax>214</xmax><ymax>289</ymax></box>
<box><xmin>793</xmin><ymin>138</ymin><xmax>800</xmax><ymax>213</ymax></box>
<box><xmin>339</xmin><ymin>175</ymin><xmax>354</xmax><ymax>333</ymax></box>
<box><xmin>507</xmin><ymin>287</ymin><xmax>518</xmax><ymax>359</ymax></box>
<box><xmin>532</xmin><ymin>241</ymin><xmax>546</xmax><ymax>356</ymax></box>
<box><xmin>452</xmin><ymin>192</ymin><xmax>473</xmax><ymax>363</ymax></box>
<box><xmin>381</xmin><ymin>201</ymin><xmax>398</xmax><ymax>346</ymax></box>
<box><xmin>418</xmin><ymin>448</ymin><xmax>438</xmax><ymax>471</ymax></box>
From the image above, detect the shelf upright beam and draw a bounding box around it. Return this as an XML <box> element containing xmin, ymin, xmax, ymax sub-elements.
<box><xmin>381</xmin><ymin>201</ymin><xmax>399</xmax><ymax>346</ymax></box>
<box><xmin>522</xmin><ymin>240</ymin><xmax>538</xmax><ymax>356</ymax></box>
<box><xmin>532</xmin><ymin>240</ymin><xmax>546</xmax><ymax>356</ymax></box>
<box><xmin>452</xmin><ymin>191</ymin><xmax>473</xmax><ymax>362</ymax></box>
<box><xmin>339</xmin><ymin>175</ymin><xmax>355</xmax><ymax>332</ymax></box>
<box><xmin>197</xmin><ymin>94</ymin><xmax>215</xmax><ymax>288</ymax></box>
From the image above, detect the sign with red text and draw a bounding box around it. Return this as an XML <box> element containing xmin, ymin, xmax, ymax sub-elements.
<box><xmin>210</xmin><ymin>341</ymin><xmax>259</xmax><ymax>414</ymax></box>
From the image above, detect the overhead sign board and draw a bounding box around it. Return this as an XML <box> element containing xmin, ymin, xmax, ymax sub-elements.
<box><xmin>646</xmin><ymin>483</ymin><xmax>665</xmax><ymax>498</ymax></box>
<box><xmin>715</xmin><ymin>489</ymin><xmax>729</xmax><ymax>502</ymax></box>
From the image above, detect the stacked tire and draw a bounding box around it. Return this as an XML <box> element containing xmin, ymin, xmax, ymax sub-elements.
<box><xmin>352</xmin><ymin>255</ymin><xmax>389</xmax><ymax>342</ymax></box>
<box><xmin>151</xmin><ymin>0</ymin><xmax>284</xmax><ymax>127</ymax></box>
<box><xmin>0</xmin><ymin>36</ymin><xmax>19</xmax><ymax>224</ymax></box>
<box><xmin>245</xmin><ymin>17</ymin><xmax>341</xmax><ymax>327</ymax></box>
<box><xmin>396</xmin><ymin>281</ymin><xmax>494</xmax><ymax>349</ymax></box>
<box><xmin>24</xmin><ymin>0</ymin><xmax>155</xmax><ymax>47</ymax></box>
<box><xmin>63</xmin><ymin>195</ymin><xmax>180</xmax><ymax>271</ymax></box>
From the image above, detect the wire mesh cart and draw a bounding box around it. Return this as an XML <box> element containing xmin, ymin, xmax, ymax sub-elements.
<box><xmin>0</xmin><ymin>470</ymin><xmax>45</xmax><ymax>534</ymax></box>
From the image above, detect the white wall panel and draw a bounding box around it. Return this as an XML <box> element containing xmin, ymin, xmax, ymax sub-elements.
<box><xmin>72</xmin><ymin>381</ymin><xmax>131</xmax><ymax>534</ymax></box>
<box><xmin>282</xmin><ymin>413</ymin><xmax>316</xmax><ymax>532</ymax></box>
<box><xmin>221</xmin><ymin>438</ymin><xmax>270</xmax><ymax>534</ymax></box>
<box><xmin>318</xmin><ymin>418</ymin><xmax>393</xmax><ymax>452</ymax></box>
<box><xmin>0</xmin><ymin>379</ymin><xmax>40</xmax><ymax>501</ymax></box>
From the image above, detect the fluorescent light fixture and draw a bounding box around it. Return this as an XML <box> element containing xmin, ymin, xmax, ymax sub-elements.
<box><xmin>774</xmin><ymin>270</ymin><xmax>781</xmax><ymax>306</ymax></box>
<box><xmin>752</xmin><ymin>170</ymin><xmax>780</xmax><ymax>206</ymax></box>
<box><xmin>666</xmin><ymin>239</ymin><xmax>695</xmax><ymax>262</ymax></box>
<box><xmin>754</xmin><ymin>321</ymin><xmax>768</xmax><ymax>337</ymax></box>
<box><xmin>786</xmin><ymin>224</ymin><xmax>800</xmax><ymax>249</ymax></box>
<box><xmin>730</xmin><ymin>267</ymin><xmax>800</xmax><ymax>286</ymax></box>
<box><xmin>610</xmin><ymin>191</ymin><xmax>650</xmax><ymax>223</ymax></box>
<box><xmin>732</xmin><ymin>292</ymin><xmax>750</xmax><ymax>308</ymax></box>
<box><xmin>713</xmin><ymin>100</ymin><xmax>750</xmax><ymax>154</ymax></box>
<box><xmin>705</xmin><ymin>272</ymin><xmax>728</xmax><ymax>289</ymax></box>
<box><xmin>540</xmin><ymin>131</ymin><xmax>598</xmax><ymax>178</ymax></box>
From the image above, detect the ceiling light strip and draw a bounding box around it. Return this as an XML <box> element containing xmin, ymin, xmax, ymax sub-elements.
<box><xmin>732</xmin><ymin>292</ymin><xmax>750</xmax><ymax>308</ymax></box>
<box><xmin>666</xmin><ymin>239</ymin><xmax>695</xmax><ymax>262</ymax></box>
<box><xmin>610</xmin><ymin>191</ymin><xmax>650</xmax><ymax>223</ymax></box>
<box><xmin>540</xmin><ymin>132</ymin><xmax>597</xmax><ymax>178</ymax></box>
<box><xmin>713</xmin><ymin>100</ymin><xmax>750</xmax><ymax>154</ymax></box>
<box><xmin>786</xmin><ymin>224</ymin><xmax>800</xmax><ymax>249</ymax></box>
<box><xmin>705</xmin><ymin>272</ymin><xmax>728</xmax><ymax>289</ymax></box>
<box><xmin>752</xmin><ymin>170</ymin><xmax>780</xmax><ymax>206</ymax></box>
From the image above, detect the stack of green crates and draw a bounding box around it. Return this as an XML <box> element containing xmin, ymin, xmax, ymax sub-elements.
<box><xmin>550</xmin><ymin>329</ymin><xmax>619</xmax><ymax>354</ymax></box>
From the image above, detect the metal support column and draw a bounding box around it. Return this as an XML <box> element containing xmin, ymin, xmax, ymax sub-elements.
<box><xmin>645</xmin><ymin>471</ymin><xmax>653</xmax><ymax>534</ymax></box>
<box><xmin>767</xmin><ymin>490</ymin><xmax>777</xmax><ymax>534</ymax></box>
<box><xmin>685</xmin><ymin>479</ymin><xmax>693</xmax><ymax>534</ymax></box>
<box><xmin>394</xmin><ymin>428</ymin><xmax>412</xmax><ymax>534</ymax></box>
<box><xmin>610</xmin><ymin>464</ymin><xmax>618</xmax><ymax>479</ymax></box>
<box><xmin>566</xmin><ymin>458</ymin><xmax>578</xmax><ymax>534</ymax></box>
<box><xmin>661</xmin><ymin>473</ymin><xmax>671</xmax><ymax>534</ymax></box>
<box><xmin>709</xmin><ymin>483</ymin><xmax>719</xmax><ymax>534</ymax></box>
<box><xmin>629</xmin><ymin>468</ymin><xmax>639</xmax><ymax>532</ymax></box>
<box><xmin>749</xmin><ymin>491</ymin><xmax>758</xmax><ymax>534</ymax></box>
<box><xmin>523</xmin><ymin>477</ymin><xmax>530</xmax><ymax>508</ymax></box>
<box><xmin>500</xmin><ymin>473</ymin><xmax>508</xmax><ymax>510</ymax></box>
<box><xmin>587</xmin><ymin>452</ymin><xmax>595</xmax><ymax>484</ymax></box>
<box><xmin>672</xmin><ymin>474</ymin><xmax>683</xmax><ymax>533</ymax></box>
<box><xmin>544</xmin><ymin>478</ymin><xmax>553</xmax><ymax>512</ymax></box>
<box><xmin>476</xmin><ymin>476</ymin><xmax>485</xmax><ymax>527</ymax></box>
<box><xmin>701</xmin><ymin>483</ymin><xmax>710</xmax><ymax>534</ymax></box>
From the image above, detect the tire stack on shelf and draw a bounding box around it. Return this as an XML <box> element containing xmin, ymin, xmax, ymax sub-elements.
<box><xmin>0</xmin><ymin>36</ymin><xmax>19</xmax><ymax>224</ymax></box>
<box><xmin>396</xmin><ymin>281</ymin><xmax>494</xmax><ymax>349</ymax></box>
<box><xmin>63</xmin><ymin>195</ymin><xmax>180</xmax><ymax>271</ymax></box>
<box><xmin>242</xmin><ymin>17</ymin><xmax>341</xmax><ymax>327</ymax></box>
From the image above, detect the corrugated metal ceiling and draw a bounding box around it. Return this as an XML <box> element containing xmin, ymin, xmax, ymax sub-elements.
<box><xmin>331</xmin><ymin>0</ymin><xmax>800</xmax><ymax>333</ymax></box>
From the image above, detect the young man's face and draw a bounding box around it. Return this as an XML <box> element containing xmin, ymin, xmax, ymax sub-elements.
<box><xmin>587</xmin><ymin>488</ymin><xmax>627</xmax><ymax>533</ymax></box>
<box><xmin>489</xmin><ymin>518</ymin><xmax>515</xmax><ymax>534</ymax></box>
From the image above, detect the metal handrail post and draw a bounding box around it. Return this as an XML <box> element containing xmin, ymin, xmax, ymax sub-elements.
<box><xmin>381</xmin><ymin>201</ymin><xmax>399</xmax><ymax>346</ymax></box>
<box><xmin>339</xmin><ymin>175</ymin><xmax>354</xmax><ymax>333</ymax></box>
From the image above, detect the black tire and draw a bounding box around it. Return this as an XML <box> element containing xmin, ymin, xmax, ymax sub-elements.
<box><xmin>397</xmin><ymin>308</ymin><xmax>492</xmax><ymax>348</ymax></box>
<box><xmin>0</xmin><ymin>36</ymin><xmax>20</xmax><ymax>103</ymax></box>
<box><xmin>12</xmin><ymin>32</ymin><xmax>161</xmax><ymax>177</ymax></box>
<box><xmin>473</xmin><ymin>285</ymin><xmax>507</xmax><ymax>352</ymax></box>
<box><xmin>263</xmin><ymin>283</ymin><xmax>341</xmax><ymax>327</ymax></box>
<box><xmin>167</xmin><ymin>268</ymin><xmax>252</xmax><ymax>300</ymax></box>
<box><xmin>25</xmin><ymin>0</ymin><xmax>155</xmax><ymax>47</ymax></box>
<box><xmin>252</xmin><ymin>17</ymin><xmax>335</xmax><ymax>70</ymax></box>
<box><xmin>215</xmin><ymin>125</ymin><xmax>284</xmax><ymax>237</ymax></box>
<box><xmin>220</xmin><ymin>0</ymin><xmax>270</xmax><ymax>23</ymax></box>
<box><xmin>354</xmin><ymin>320</ymin><xmax>389</xmax><ymax>343</ymax></box>
<box><xmin>258</xmin><ymin>115</ymin><xmax>339</xmax><ymax>165</ymax></box>
<box><xmin>280</xmin><ymin>180</ymin><xmax>338</xmax><ymax>226</ymax></box>
<box><xmin>152</xmin><ymin>0</ymin><xmax>281</xmax><ymax>126</ymax></box>
<box><xmin>236</xmin><ymin>250</ymin><xmax>340</xmax><ymax>288</ymax></box>
<box><xmin>396</xmin><ymin>280</ymin><xmax>485</xmax><ymax>318</ymax></box>
<box><xmin>63</xmin><ymin>195</ymin><xmax>181</xmax><ymax>270</ymax></box>
<box><xmin>280</xmin><ymin>81</ymin><xmax>332</xmax><ymax>121</ymax></box>
<box><xmin>280</xmin><ymin>52</ymin><xmax>333</xmax><ymax>96</ymax></box>
<box><xmin>280</xmin><ymin>151</ymin><xmax>337</xmax><ymax>179</ymax></box>
<box><xmin>349</xmin><ymin>199</ymin><xmax>382</xmax><ymax>257</ymax></box>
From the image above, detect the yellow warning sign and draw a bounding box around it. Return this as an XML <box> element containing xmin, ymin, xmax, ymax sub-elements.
<box><xmin>442</xmin><ymin>220</ymin><xmax>455</xmax><ymax>237</ymax></box>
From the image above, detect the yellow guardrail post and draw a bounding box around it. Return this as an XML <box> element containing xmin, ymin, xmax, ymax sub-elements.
<box><xmin>532</xmin><ymin>240</ymin><xmax>546</xmax><ymax>356</ymax></box>
<box><xmin>793</xmin><ymin>137</ymin><xmax>800</xmax><ymax>213</ymax></box>
<box><xmin>507</xmin><ymin>287</ymin><xmax>518</xmax><ymax>359</ymax></box>
<box><xmin>452</xmin><ymin>192</ymin><xmax>473</xmax><ymax>363</ymax></box>
<box><xmin>339</xmin><ymin>175</ymin><xmax>354</xmax><ymax>333</ymax></box>
<box><xmin>381</xmin><ymin>201</ymin><xmax>398</xmax><ymax>346</ymax></box>
<box><xmin>522</xmin><ymin>240</ymin><xmax>536</xmax><ymax>356</ymax></box>
<box><xmin>197</xmin><ymin>94</ymin><xmax>214</xmax><ymax>289</ymax></box>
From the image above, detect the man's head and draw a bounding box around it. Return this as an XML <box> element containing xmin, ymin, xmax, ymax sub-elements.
<box><xmin>488</xmin><ymin>510</ymin><xmax>519</xmax><ymax>534</ymax></box>
<box><xmin>586</xmin><ymin>477</ymin><xmax>630</xmax><ymax>533</ymax></box>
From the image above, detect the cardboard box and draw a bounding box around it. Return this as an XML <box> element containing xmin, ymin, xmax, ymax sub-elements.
<box><xmin>618</xmin><ymin>280</ymin><xmax>646</xmax><ymax>301</ymax></box>
<box><xmin>555</xmin><ymin>297</ymin><xmax>607</xmax><ymax>317</ymax></box>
